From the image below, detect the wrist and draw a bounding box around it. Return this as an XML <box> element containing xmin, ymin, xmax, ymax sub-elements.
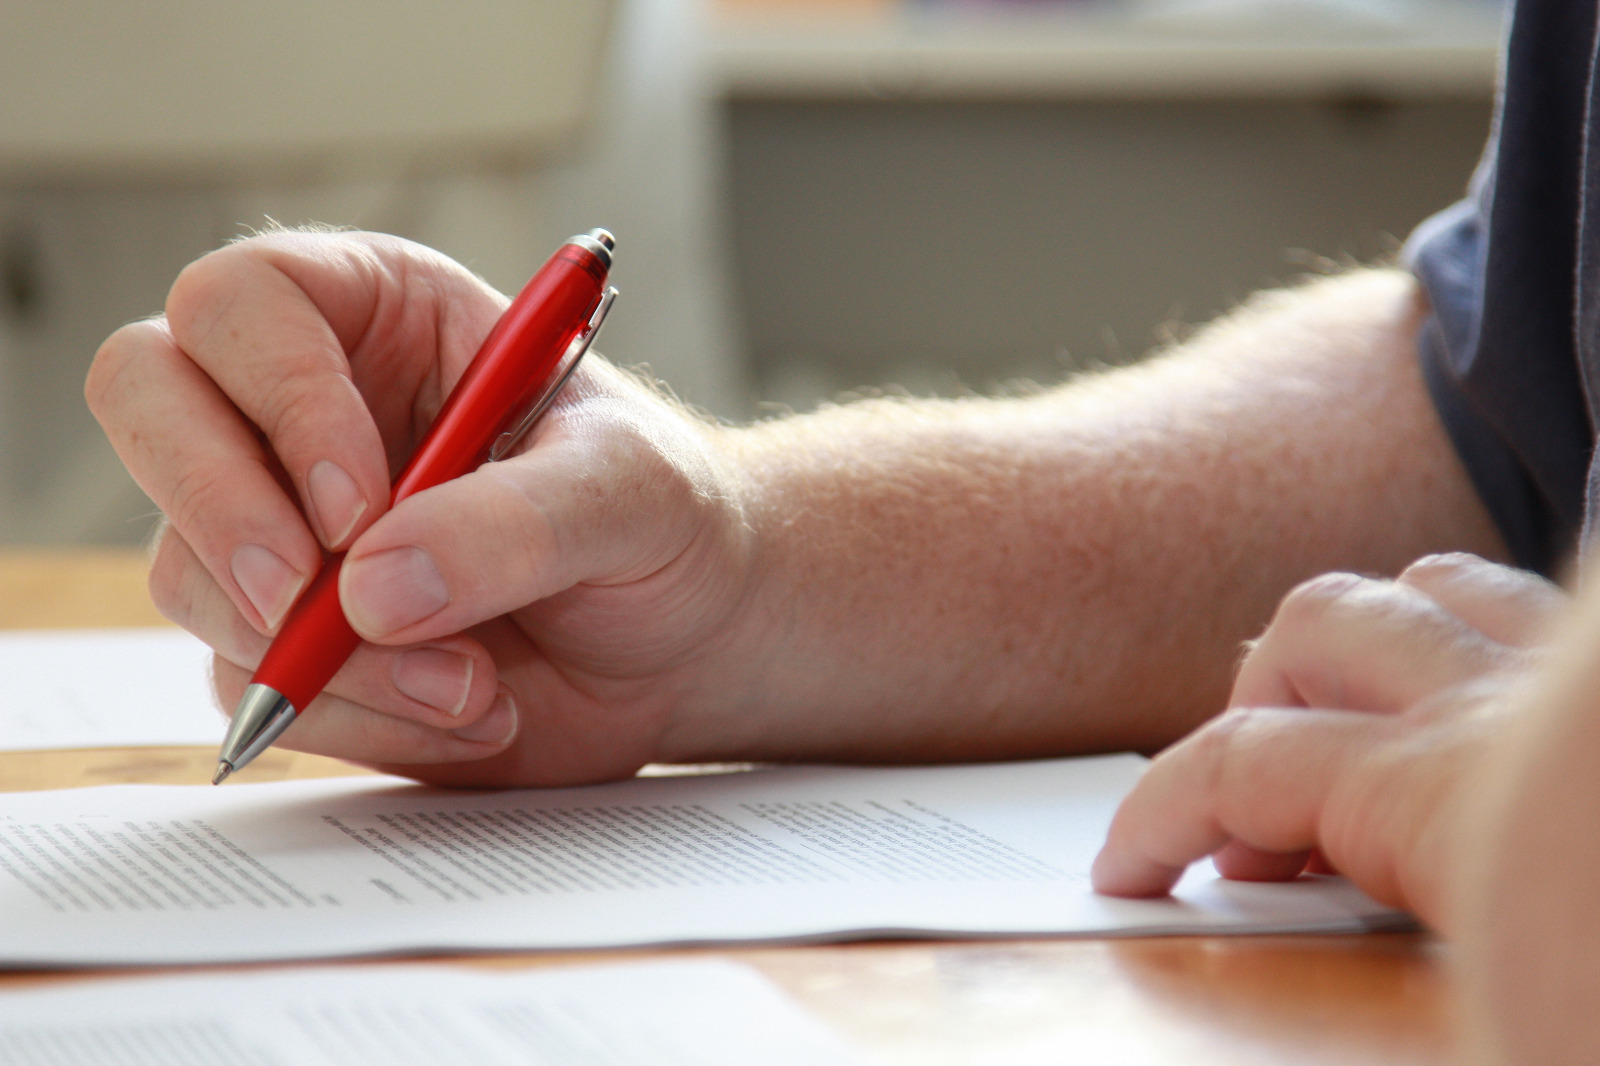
<box><xmin>647</xmin><ymin>414</ymin><xmax>850</xmax><ymax>763</ymax></box>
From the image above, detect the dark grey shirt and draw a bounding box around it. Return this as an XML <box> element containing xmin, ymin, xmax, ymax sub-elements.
<box><xmin>1407</xmin><ymin>0</ymin><xmax>1597</xmax><ymax>576</ymax></box>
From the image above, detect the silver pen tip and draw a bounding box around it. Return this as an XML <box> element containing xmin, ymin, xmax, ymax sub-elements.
<box><xmin>212</xmin><ymin>762</ymin><xmax>234</xmax><ymax>786</ymax></box>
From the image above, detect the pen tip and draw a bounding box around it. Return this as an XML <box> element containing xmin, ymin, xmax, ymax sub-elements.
<box><xmin>212</xmin><ymin>762</ymin><xmax>234</xmax><ymax>786</ymax></box>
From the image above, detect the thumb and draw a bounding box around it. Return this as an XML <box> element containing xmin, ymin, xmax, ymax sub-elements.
<box><xmin>337</xmin><ymin>392</ymin><xmax>722</xmax><ymax>644</ymax></box>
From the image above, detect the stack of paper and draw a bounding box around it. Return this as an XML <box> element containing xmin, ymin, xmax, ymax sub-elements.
<box><xmin>0</xmin><ymin>960</ymin><xmax>860</xmax><ymax>1065</ymax></box>
<box><xmin>0</xmin><ymin>754</ymin><xmax>1408</xmax><ymax>967</ymax></box>
<box><xmin>0</xmin><ymin>628</ymin><xmax>219</xmax><ymax>750</ymax></box>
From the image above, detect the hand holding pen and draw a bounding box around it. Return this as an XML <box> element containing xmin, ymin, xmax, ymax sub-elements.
<box><xmin>88</xmin><ymin>229</ymin><xmax>760</xmax><ymax>789</ymax></box>
<box><xmin>214</xmin><ymin>230</ymin><xmax>619</xmax><ymax>782</ymax></box>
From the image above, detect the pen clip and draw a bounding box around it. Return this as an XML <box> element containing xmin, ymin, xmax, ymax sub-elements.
<box><xmin>489</xmin><ymin>286</ymin><xmax>618</xmax><ymax>463</ymax></box>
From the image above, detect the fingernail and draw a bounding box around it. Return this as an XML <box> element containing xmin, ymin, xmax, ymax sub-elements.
<box><xmin>307</xmin><ymin>460</ymin><xmax>367</xmax><ymax>547</ymax></box>
<box><xmin>393</xmin><ymin>647</ymin><xmax>474</xmax><ymax>717</ymax></box>
<box><xmin>342</xmin><ymin>546</ymin><xmax>450</xmax><ymax>637</ymax></box>
<box><xmin>230</xmin><ymin>543</ymin><xmax>306</xmax><ymax>632</ymax></box>
<box><xmin>453</xmin><ymin>690</ymin><xmax>518</xmax><ymax>745</ymax></box>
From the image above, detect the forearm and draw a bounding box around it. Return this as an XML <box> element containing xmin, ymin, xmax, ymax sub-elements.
<box><xmin>670</xmin><ymin>269</ymin><xmax>1505</xmax><ymax>762</ymax></box>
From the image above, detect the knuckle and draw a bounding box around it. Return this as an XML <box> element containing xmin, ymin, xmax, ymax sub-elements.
<box><xmin>164</xmin><ymin>459</ymin><xmax>242</xmax><ymax>538</ymax></box>
<box><xmin>1398</xmin><ymin>551</ymin><xmax>1565</xmax><ymax>619</ymax></box>
<box><xmin>1188</xmin><ymin>708</ymin><xmax>1261</xmax><ymax>798</ymax></box>
<box><xmin>1400</xmin><ymin>551</ymin><xmax>1479</xmax><ymax>577</ymax></box>
<box><xmin>1197</xmin><ymin>705</ymin><xmax>1261</xmax><ymax>753</ymax></box>
<box><xmin>252</xmin><ymin>371</ymin><xmax>320</xmax><ymax>440</ymax></box>
<box><xmin>1273</xmin><ymin>571</ymin><xmax>1370</xmax><ymax>630</ymax></box>
<box><xmin>252</xmin><ymin>369</ymin><xmax>364</xmax><ymax>471</ymax></box>
<box><xmin>85</xmin><ymin>318</ymin><xmax>169</xmax><ymax>417</ymax></box>
<box><xmin>166</xmin><ymin>244</ymin><xmax>246</xmax><ymax>344</ymax></box>
<box><xmin>1396</xmin><ymin>552</ymin><xmax>1485</xmax><ymax>589</ymax></box>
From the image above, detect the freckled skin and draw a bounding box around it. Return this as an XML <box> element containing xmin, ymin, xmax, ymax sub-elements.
<box><xmin>697</xmin><ymin>270</ymin><xmax>1505</xmax><ymax>763</ymax></box>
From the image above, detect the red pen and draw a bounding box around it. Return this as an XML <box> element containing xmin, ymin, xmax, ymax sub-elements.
<box><xmin>213</xmin><ymin>229</ymin><xmax>618</xmax><ymax>784</ymax></box>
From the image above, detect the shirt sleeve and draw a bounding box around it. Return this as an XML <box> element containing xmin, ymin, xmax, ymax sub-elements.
<box><xmin>1403</xmin><ymin>0</ymin><xmax>1595</xmax><ymax>577</ymax></box>
<box><xmin>1406</xmin><ymin>185</ymin><xmax>1565</xmax><ymax>575</ymax></box>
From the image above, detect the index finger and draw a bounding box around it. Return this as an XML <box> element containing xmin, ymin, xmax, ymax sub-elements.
<box><xmin>91</xmin><ymin>231</ymin><xmax>505</xmax><ymax>634</ymax></box>
<box><xmin>165</xmin><ymin>233</ymin><xmax>403</xmax><ymax>550</ymax></box>
<box><xmin>89</xmin><ymin>314</ymin><xmax>322</xmax><ymax>633</ymax></box>
<box><xmin>1091</xmin><ymin>706</ymin><xmax>1387</xmax><ymax>898</ymax></box>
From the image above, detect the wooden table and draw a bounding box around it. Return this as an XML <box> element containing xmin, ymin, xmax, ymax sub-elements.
<box><xmin>0</xmin><ymin>549</ymin><xmax>1454</xmax><ymax>1064</ymax></box>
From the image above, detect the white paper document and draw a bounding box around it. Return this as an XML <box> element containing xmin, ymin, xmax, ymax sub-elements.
<box><xmin>0</xmin><ymin>755</ymin><xmax>1410</xmax><ymax>966</ymax></box>
<box><xmin>0</xmin><ymin>960</ymin><xmax>860</xmax><ymax>1065</ymax></box>
<box><xmin>0</xmin><ymin>628</ymin><xmax>220</xmax><ymax>750</ymax></box>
